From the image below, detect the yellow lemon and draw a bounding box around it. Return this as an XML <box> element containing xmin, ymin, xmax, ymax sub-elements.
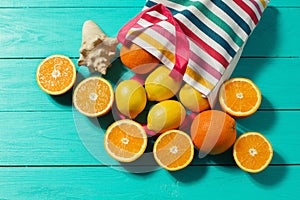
<box><xmin>179</xmin><ymin>84</ymin><xmax>210</xmax><ymax>112</ymax></box>
<box><xmin>115</xmin><ymin>80</ymin><xmax>147</xmax><ymax>119</ymax></box>
<box><xmin>145</xmin><ymin>65</ymin><xmax>182</xmax><ymax>101</ymax></box>
<box><xmin>147</xmin><ymin>100</ymin><xmax>186</xmax><ymax>133</ymax></box>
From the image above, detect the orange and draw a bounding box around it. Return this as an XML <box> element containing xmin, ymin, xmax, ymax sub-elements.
<box><xmin>120</xmin><ymin>42</ymin><xmax>160</xmax><ymax>74</ymax></box>
<box><xmin>190</xmin><ymin>110</ymin><xmax>236</xmax><ymax>155</ymax></box>
<box><xmin>233</xmin><ymin>132</ymin><xmax>273</xmax><ymax>173</ymax></box>
<box><xmin>153</xmin><ymin>130</ymin><xmax>194</xmax><ymax>171</ymax></box>
<box><xmin>219</xmin><ymin>78</ymin><xmax>262</xmax><ymax>118</ymax></box>
<box><xmin>104</xmin><ymin>119</ymin><xmax>147</xmax><ymax>162</ymax></box>
<box><xmin>73</xmin><ymin>77</ymin><xmax>114</xmax><ymax>117</ymax></box>
<box><xmin>36</xmin><ymin>55</ymin><xmax>76</xmax><ymax>95</ymax></box>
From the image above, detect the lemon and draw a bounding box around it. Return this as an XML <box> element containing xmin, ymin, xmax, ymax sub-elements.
<box><xmin>179</xmin><ymin>84</ymin><xmax>210</xmax><ymax>112</ymax></box>
<box><xmin>115</xmin><ymin>80</ymin><xmax>147</xmax><ymax>119</ymax></box>
<box><xmin>147</xmin><ymin>100</ymin><xmax>186</xmax><ymax>133</ymax></box>
<box><xmin>145</xmin><ymin>65</ymin><xmax>182</xmax><ymax>101</ymax></box>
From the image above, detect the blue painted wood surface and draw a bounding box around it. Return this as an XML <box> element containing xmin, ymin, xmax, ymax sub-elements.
<box><xmin>0</xmin><ymin>0</ymin><xmax>299</xmax><ymax>199</ymax></box>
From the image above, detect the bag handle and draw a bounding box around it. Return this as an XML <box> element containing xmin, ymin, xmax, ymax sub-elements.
<box><xmin>117</xmin><ymin>3</ymin><xmax>189</xmax><ymax>80</ymax></box>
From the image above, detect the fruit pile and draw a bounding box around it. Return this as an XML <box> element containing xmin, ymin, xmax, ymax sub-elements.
<box><xmin>36</xmin><ymin>44</ymin><xmax>273</xmax><ymax>173</ymax></box>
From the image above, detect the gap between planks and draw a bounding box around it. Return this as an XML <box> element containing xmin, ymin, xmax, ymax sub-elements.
<box><xmin>0</xmin><ymin>163</ymin><xmax>299</xmax><ymax>168</ymax></box>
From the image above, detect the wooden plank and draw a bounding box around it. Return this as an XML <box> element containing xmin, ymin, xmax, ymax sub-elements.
<box><xmin>0</xmin><ymin>7</ymin><xmax>299</xmax><ymax>58</ymax></box>
<box><xmin>0</xmin><ymin>111</ymin><xmax>298</xmax><ymax>165</ymax></box>
<box><xmin>1</xmin><ymin>58</ymin><xmax>299</xmax><ymax>112</ymax></box>
<box><xmin>233</xmin><ymin>58</ymin><xmax>300</xmax><ymax>110</ymax></box>
<box><xmin>0</xmin><ymin>0</ymin><xmax>298</xmax><ymax>7</ymax></box>
<box><xmin>0</xmin><ymin>0</ymin><xmax>146</xmax><ymax>8</ymax></box>
<box><xmin>0</xmin><ymin>111</ymin><xmax>99</xmax><ymax>165</ymax></box>
<box><xmin>0</xmin><ymin>166</ymin><xmax>298</xmax><ymax>199</ymax></box>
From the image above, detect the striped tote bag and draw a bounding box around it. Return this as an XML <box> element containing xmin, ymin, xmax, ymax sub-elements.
<box><xmin>118</xmin><ymin>0</ymin><xmax>270</xmax><ymax>103</ymax></box>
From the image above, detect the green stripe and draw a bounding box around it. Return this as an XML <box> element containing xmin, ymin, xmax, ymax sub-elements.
<box><xmin>169</xmin><ymin>0</ymin><xmax>244</xmax><ymax>47</ymax></box>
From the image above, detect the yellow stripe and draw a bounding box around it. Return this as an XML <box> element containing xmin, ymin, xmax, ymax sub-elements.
<box><xmin>128</xmin><ymin>31</ymin><xmax>214</xmax><ymax>92</ymax></box>
<box><xmin>127</xmin><ymin>30</ymin><xmax>175</xmax><ymax>64</ymax></box>
<box><xmin>260</xmin><ymin>0</ymin><xmax>267</xmax><ymax>8</ymax></box>
<box><xmin>185</xmin><ymin>66</ymin><xmax>214</xmax><ymax>90</ymax></box>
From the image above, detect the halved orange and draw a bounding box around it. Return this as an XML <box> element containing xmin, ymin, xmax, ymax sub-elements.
<box><xmin>73</xmin><ymin>76</ymin><xmax>114</xmax><ymax>117</ymax></box>
<box><xmin>104</xmin><ymin>119</ymin><xmax>147</xmax><ymax>162</ymax></box>
<box><xmin>36</xmin><ymin>55</ymin><xmax>76</xmax><ymax>95</ymax></box>
<box><xmin>153</xmin><ymin>130</ymin><xmax>194</xmax><ymax>171</ymax></box>
<box><xmin>233</xmin><ymin>132</ymin><xmax>273</xmax><ymax>173</ymax></box>
<box><xmin>219</xmin><ymin>78</ymin><xmax>262</xmax><ymax>117</ymax></box>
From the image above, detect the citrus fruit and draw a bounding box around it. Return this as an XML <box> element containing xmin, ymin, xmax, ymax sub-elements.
<box><xmin>145</xmin><ymin>65</ymin><xmax>182</xmax><ymax>101</ymax></box>
<box><xmin>73</xmin><ymin>76</ymin><xmax>114</xmax><ymax>117</ymax></box>
<box><xmin>233</xmin><ymin>132</ymin><xmax>273</xmax><ymax>173</ymax></box>
<box><xmin>120</xmin><ymin>43</ymin><xmax>160</xmax><ymax>74</ymax></box>
<box><xmin>115</xmin><ymin>80</ymin><xmax>147</xmax><ymax>119</ymax></box>
<box><xmin>219</xmin><ymin>78</ymin><xmax>262</xmax><ymax>118</ymax></box>
<box><xmin>36</xmin><ymin>54</ymin><xmax>76</xmax><ymax>95</ymax></box>
<box><xmin>190</xmin><ymin>110</ymin><xmax>236</xmax><ymax>155</ymax></box>
<box><xmin>153</xmin><ymin>130</ymin><xmax>194</xmax><ymax>171</ymax></box>
<box><xmin>104</xmin><ymin>119</ymin><xmax>147</xmax><ymax>162</ymax></box>
<box><xmin>179</xmin><ymin>83</ymin><xmax>210</xmax><ymax>112</ymax></box>
<box><xmin>147</xmin><ymin>100</ymin><xmax>186</xmax><ymax>133</ymax></box>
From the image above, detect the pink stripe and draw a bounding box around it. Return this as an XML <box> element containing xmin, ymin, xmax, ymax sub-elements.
<box><xmin>178</xmin><ymin>20</ymin><xmax>229</xmax><ymax>68</ymax></box>
<box><xmin>118</xmin><ymin>4</ymin><xmax>189</xmax><ymax>80</ymax></box>
<box><xmin>141</xmin><ymin>14</ymin><xmax>176</xmax><ymax>46</ymax></box>
<box><xmin>249</xmin><ymin>0</ymin><xmax>263</xmax><ymax>16</ymax></box>
<box><xmin>189</xmin><ymin>50</ymin><xmax>222</xmax><ymax>80</ymax></box>
<box><xmin>141</xmin><ymin>7</ymin><xmax>223</xmax><ymax>81</ymax></box>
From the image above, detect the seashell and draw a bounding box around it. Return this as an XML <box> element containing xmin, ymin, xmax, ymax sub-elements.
<box><xmin>78</xmin><ymin>20</ymin><xmax>118</xmax><ymax>74</ymax></box>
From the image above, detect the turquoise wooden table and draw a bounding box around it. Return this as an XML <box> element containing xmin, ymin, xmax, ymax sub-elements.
<box><xmin>1</xmin><ymin>0</ymin><xmax>300</xmax><ymax>199</ymax></box>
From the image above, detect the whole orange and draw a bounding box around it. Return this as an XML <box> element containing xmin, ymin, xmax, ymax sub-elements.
<box><xmin>120</xmin><ymin>43</ymin><xmax>160</xmax><ymax>74</ymax></box>
<box><xmin>190</xmin><ymin>110</ymin><xmax>236</xmax><ymax>155</ymax></box>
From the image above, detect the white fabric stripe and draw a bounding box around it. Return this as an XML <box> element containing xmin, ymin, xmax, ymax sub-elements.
<box><xmin>257</xmin><ymin>1</ymin><xmax>265</xmax><ymax>13</ymax></box>
<box><xmin>137</xmin><ymin>18</ymin><xmax>177</xmax><ymax>40</ymax></box>
<box><xmin>183</xmin><ymin>74</ymin><xmax>211</xmax><ymax>95</ymax></box>
<box><xmin>156</xmin><ymin>21</ymin><xmax>175</xmax><ymax>35</ymax></box>
<box><xmin>189</xmin><ymin>39</ymin><xmax>226</xmax><ymax>75</ymax></box>
<box><xmin>188</xmin><ymin>59</ymin><xmax>219</xmax><ymax>85</ymax></box>
<box><xmin>152</xmin><ymin>0</ymin><xmax>240</xmax><ymax>51</ymax></box>
<box><xmin>196</xmin><ymin>0</ymin><xmax>248</xmax><ymax>41</ymax></box>
<box><xmin>244</xmin><ymin>0</ymin><xmax>262</xmax><ymax>21</ymax></box>
<box><xmin>146</xmin><ymin>10</ymin><xmax>168</xmax><ymax>20</ymax></box>
<box><xmin>137</xmin><ymin>18</ymin><xmax>153</xmax><ymax>27</ymax></box>
<box><xmin>224</xmin><ymin>0</ymin><xmax>256</xmax><ymax>30</ymax></box>
<box><xmin>138</xmin><ymin>17</ymin><xmax>225</xmax><ymax>81</ymax></box>
<box><xmin>176</xmin><ymin>13</ymin><xmax>233</xmax><ymax>63</ymax></box>
<box><xmin>126</xmin><ymin>34</ymin><xmax>175</xmax><ymax>68</ymax></box>
<box><xmin>131</xmin><ymin>26</ymin><xmax>176</xmax><ymax>53</ymax></box>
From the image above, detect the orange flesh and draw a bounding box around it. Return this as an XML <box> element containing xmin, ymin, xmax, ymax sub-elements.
<box><xmin>235</xmin><ymin>134</ymin><xmax>272</xmax><ymax>171</ymax></box>
<box><xmin>37</xmin><ymin>57</ymin><xmax>75</xmax><ymax>93</ymax></box>
<box><xmin>155</xmin><ymin>132</ymin><xmax>193</xmax><ymax>169</ymax></box>
<box><xmin>74</xmin><ymin>79</ymin><xmax>112</xmax><ymax>114</ymax></box>
<box><xmin>107</xmin><ymin>123</ymin><xmax>145</xmax><ymax>159</ymax></box>
<box><xmin>222</xmin><ymin>81</ymin><xmax>259</xmax><ymax>112</ymax></box>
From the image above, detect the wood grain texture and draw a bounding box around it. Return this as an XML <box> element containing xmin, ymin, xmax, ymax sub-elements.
<box><xmin>0</xmin><ymin>7</ymin><xmax>299</xmax><ymax>58</ymax></box>
<box><xmin>0</xmin><ymin>111</ymin><xmax>297</xmax><ymax>165</ymax></box>
<box><xmin>0</xmin><ymin>0</ymin><xmax>298</xmax><ymax>199</ymax></box>
<box><xmin>1</xmin><ymin>58</ymin><xmax>299</xmax><ymax>112</ymax></box>
<box><xmin>0</xmin><ymin>166</ymin><xmax>298</xmax><ymax>200</ymax></box>
<box><xmin>0</xmin><ymin>0</ymin><xmax>298</xmax><ymax>7</ymax></box>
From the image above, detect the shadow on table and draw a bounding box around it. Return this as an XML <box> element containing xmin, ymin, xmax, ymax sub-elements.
<box><xmin>169</xmin><ymin>153</ymin><xmax>209</xmax><ymax>183</ymax></box>
<box><xmin>249</xmin><ymin>151</ymin><xmax>287</xmax><ymax>187</ymax></box>
<box><xmin>169</xmin><ymin>165</ymin><xmax>208</xmax><ymax>183</ymax></box>
<box><xmin>242</xmin><ymin>7</ymin><xmax>279</xmax><ymax>57</ymax></box>
<box><xmin>50</xmin><ymin>71</ymin><xmax>86</xmax><ymax>106</ymax></box>
<box><xmin>50</xmin><ymin>88</ymin><xmax>73</xmax><ymax>106</ymax></box>
<box><xmin>237</xmin><ymin>95</ymin><xmax>277</xmax><ymax>136</ymax></box>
